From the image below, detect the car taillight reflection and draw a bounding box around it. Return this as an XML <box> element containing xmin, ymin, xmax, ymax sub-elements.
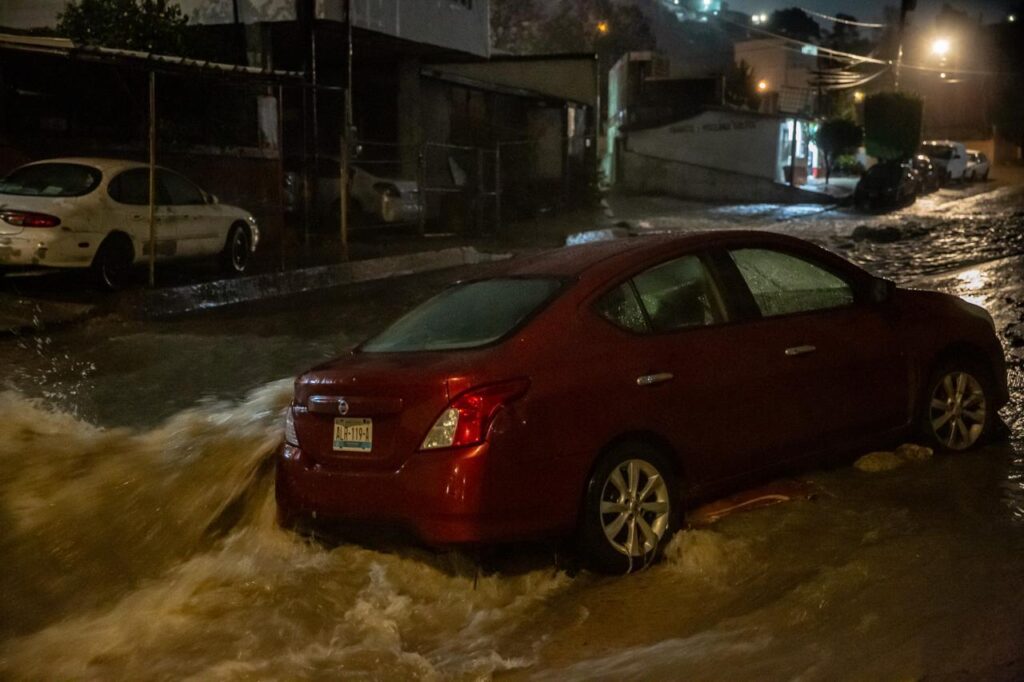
<box><xmin>420</xmin><ymin>378</ymin><xmax>529</xmax><ymax>450</ymax></box>
<box><xmin>0</xmin><ymin>210</ymin><xmax>61</xmax><ymax>227</ymax></box>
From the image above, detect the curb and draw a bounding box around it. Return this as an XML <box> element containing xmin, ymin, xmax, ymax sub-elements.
<box><xmin>139</xmin><ymin>246</ymin><xmax>510</xmax><ymax>317</ymax></box>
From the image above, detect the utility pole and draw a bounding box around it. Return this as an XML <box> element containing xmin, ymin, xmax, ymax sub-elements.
<box><xmin>894</xmin><ymin>0</ymin><xmax>916</xmax><ymax>90</ymax></box>
<box><xmin>339</xmin><ymin>0</ymin><xmax>353</xmax><ymax>260</ymax></box>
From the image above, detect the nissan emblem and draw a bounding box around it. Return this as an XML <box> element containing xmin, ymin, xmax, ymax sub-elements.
<box><xmin>337</xmin><ymin>399</ymin><xmax>350</xmax><ymax>416</ymax></box>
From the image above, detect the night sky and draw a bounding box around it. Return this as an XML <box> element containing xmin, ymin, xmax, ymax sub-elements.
<box><xmin>723</xmin><ymin>0</ymin><xmax>1015</xmax><ymax>24</ymax></box>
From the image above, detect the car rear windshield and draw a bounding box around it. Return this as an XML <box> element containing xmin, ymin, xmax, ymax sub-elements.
<box><xmin>0</xmin><ymin>163</ymin><xmax>101</xmax><ymax>197</ymax></box>
<box><xmin>921</xmin><ymin>144</ymin><xmax>952</xmax><ymax>160</ymax></box>
<box><xmin>362</xmin><ymin>277</ymin><xmax>563</xmax><ymax>352</ymax></box>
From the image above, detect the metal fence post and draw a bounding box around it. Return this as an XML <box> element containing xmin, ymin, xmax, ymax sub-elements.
<box><xmin>417</xmin><ymin>144</ymin><xmax>426</xmax><ymax>235</ymax></box>
<box><xmin>494</xmin><ymin>142</ymin><xmax>502</xmax><ymax>234</ymax></box>
<box><xmin>147</xmin><ymin>70</ymin><xmax>157</xmax><ymax>287</ymax></box>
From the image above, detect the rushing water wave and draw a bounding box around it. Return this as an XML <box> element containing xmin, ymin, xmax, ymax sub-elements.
<box><xmin>0</xmin><ymin>383</ymin><xmax>577</xmax><ymax>680</ymax></box>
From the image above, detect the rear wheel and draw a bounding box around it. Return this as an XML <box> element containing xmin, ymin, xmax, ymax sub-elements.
<box><xmin>91</xmin><ymin>235</ymin><xmax>134</xmax><ymax>291</ymax></box>
<box><xmin>920</xmin><ymin>360</ymin><xmax>994</xmax><ymax>451</ymax></box>
<box><xmin>579</xmin><ymin>443</ymin><xmax>679</xmax><ymax>574</ymax></box>
<box><xmin>220</xmin><ymin>223</ymin><xmax>251</xmax><ymax>275</ymax></box>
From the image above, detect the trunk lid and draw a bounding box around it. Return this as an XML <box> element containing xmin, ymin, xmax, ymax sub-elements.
<box><xmin>292</xmin><ymin>350</ymin><xmax>478</xmax><ymax>471</ymax></box>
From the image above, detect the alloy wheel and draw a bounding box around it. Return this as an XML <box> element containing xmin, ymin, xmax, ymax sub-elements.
<box><xmin>599</xmin><ymin>459</ymin><xmax>671</xmax><ymax>557</ymax></box>
<box><xmin>230</xmin><ymin>228</ymin><xmax>249</xmax><ymax>271</ymax></box>
<box><xmin>929</xmin><ymin>371</ymin><xmax>987</xmax><ymax>450</ymax></box>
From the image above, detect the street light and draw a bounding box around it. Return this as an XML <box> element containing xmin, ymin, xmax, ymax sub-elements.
<box><xmin>596</xmin><ymin>20</ymin><xmax>609</xmax><ymax>35</ymax></box>
<box><xmin>853</xmin><ymin>91</ymin><xmax>865</xmax><ymax>102</ymax></box>
<box><xmin>931</xmin><ymin>37</ymin><xmax>951</xmax><ymax>57</ymax></box>
<box><xmin>757</xmin><ymin>79</ymin><xmax>769</xmax><ymax>92</ymax></box>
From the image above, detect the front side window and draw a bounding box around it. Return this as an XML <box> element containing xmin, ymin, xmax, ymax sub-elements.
<box><xmin>730</xmin><ymin>248</ymin><xmax>854</xmax><ymax>317</ymax></box>
<box><xmin>0</xmin><ymin>163</ymin><xmax>101</xmax><ymax>197</ymax></box>
<box><xmin>632</xmin><ymin>255</ymin><xmax>722</xmax><ymax>332</ymax></box>
<box><xmin>362</xmin><ymin>278</ymin><xmax>562</xmax><ymax>352</ymax></box>
<box><xmin>159</xmin><ymin>170</ymin><xmax>206</xmax><ymax>205</ymax></box>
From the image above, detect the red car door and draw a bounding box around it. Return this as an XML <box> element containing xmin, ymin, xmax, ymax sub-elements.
<box><xmin>719</xmin><ymin>246</ymin><xmax>910</xmax><ymax>467</ymax></box>
<box><xmin>584</xmin><ymin>252</ymin><xmax>819</xmax><ymax>488</ymax></box>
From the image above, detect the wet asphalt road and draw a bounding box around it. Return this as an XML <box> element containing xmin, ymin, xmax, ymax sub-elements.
<box><xmin>1</xmin><ymin>175</ymin><xmax>1023</xmax><ymax>680</ymax></box>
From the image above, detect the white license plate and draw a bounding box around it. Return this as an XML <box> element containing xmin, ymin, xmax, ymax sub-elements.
<box><xmin>333</xmin><ymin>417</ymin><xmax>372</xmax><ymax>452</ymax></box>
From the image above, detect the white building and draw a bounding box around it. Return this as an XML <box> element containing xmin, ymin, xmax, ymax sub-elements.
<box><xmin>734</xmin><ymin>37</ymin><xmax>817</xmax><ymax>116</ymax></box>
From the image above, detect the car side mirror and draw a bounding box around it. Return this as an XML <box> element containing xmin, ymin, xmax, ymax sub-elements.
<box><xmin>209</xmin><ymin>193</ymin><xmax>220</xmax><ymax>204</ymax></box>
<box><xmin>868</xmin><ymin>277</ymin><xmax>895</xmax><ymax>304</ymax></box>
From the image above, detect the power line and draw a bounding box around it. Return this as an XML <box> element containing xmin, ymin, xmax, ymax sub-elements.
<box><xmin>799</xmin><ymin>8</ymin><xmax>886</xmax><ymax>29</ymax></box>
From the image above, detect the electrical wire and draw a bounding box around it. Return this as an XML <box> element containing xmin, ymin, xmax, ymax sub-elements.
<box><xmin>718</xmin><ymin>15</ymin><xmax>1024</xmax><ymax>77</ymax></box>
<box><xmin>798</xmin><ymin>8</ymin><xmax>886</xmax><ymax>29</ymax></box>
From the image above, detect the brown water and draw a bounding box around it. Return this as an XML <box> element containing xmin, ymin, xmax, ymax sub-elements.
<box><xmin>3</xmin><ymin>185</ymin><xmax>1024</xmax><ymax>680</ymax></box>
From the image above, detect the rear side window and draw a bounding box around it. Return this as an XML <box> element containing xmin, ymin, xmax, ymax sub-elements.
<box><xmin>730</xmin><ymin>248</ymin><xmax>854</xmax><ymax>317</ymax></box>
<box><xmin>595</xmin><ymin>282</ymin><xmax>649</xmax><ymax>333</ymax></box>
<box><xmin>632</xmin><ymin>255</ymin><xmax>722</xmax><ymax>332</ymax></box>
<box><xmin>108</xmin><ymin>169</ymin><xmax>152</xmax><ymax>205</ymax></box>
<box><xmin>0</xmin><ymin>163</ymin><xmax>101</xmax><ymax>197</ymax></box>
<box><xmin>362</xmin><ymin>278</ymin><xmax>562</xmax><ymax>352</ymax></box>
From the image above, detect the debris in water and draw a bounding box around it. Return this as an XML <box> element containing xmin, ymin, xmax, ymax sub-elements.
<box><xmin>688</xmin><ymin>479</ymin><xmax>819</xmax><ymax>526</ymax></box>
<box><xmin>854</xmin><ymin>443</ymin><xmax>934</xmax><ymax>472</ymax></box>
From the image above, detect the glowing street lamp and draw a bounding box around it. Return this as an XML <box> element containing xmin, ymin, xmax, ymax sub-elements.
<box><xmin>757</xmin><ymin>79</ymin><xmax>769</xmax><ymax>92</ymax></box>
<box><xmin>931</xmin><ymin>37</ymin><xmax>951</xmax><ymax>57</ymax></box>
<box><xmin>853</xmin><ymin>91</ymin><xmax>865</xmax><ymax>102</ymax></box>
<box><xmin>596</xmin><ymin>20</ymin><xmax>609</xmax><ymax>35</ymax></box>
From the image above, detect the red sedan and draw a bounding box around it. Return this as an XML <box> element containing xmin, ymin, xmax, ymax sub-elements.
<box><xmin>276</xmin><ymin>231</ymin><xmax>1008</xmax><ymax>573</ymax></box>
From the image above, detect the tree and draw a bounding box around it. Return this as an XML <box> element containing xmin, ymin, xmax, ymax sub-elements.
<box><xmin>863</xmin><ymin>92</ymin><xmax>923</xmax><ymax>161</ymax></box>
<box><xmin>767</xmin><ymin>8</ymin><xmax>821</xmax><ymax>43</ymax></box>
<box><xmin>57</xmin><ymin>0</ymin><xmax>189</xmax><ymax>54</ymax></box>
<box><xmin>814</xmin><ymin>117</ymin><xmax>862</xmax><ymax>184</ymax></box>
<box><xmin>491</xmin><ymin>0</ymin><xmax>545</xmax><ymax>54</ymax></box>
<box><xmin>725</xmin><ymin>60</ymin><xmax>760</xmax><ymax>110</ymax></box>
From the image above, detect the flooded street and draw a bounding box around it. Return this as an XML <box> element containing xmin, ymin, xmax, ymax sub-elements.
<box><xmin>2</xmin><ymin>181</ymin><xmax>1024</xmax><ymax>680</ymax></box>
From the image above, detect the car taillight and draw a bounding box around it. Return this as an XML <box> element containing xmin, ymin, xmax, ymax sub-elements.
<box><xmin>0</xmin><ymin>210</ymin><xmax>61</xmax><ymax>228</ymax></box>
<box><xmin>420</xmin><ymin>379</ymin><xmax>529</xmax><ymax>450</ymax></box>
<box><xmin>284</xmin><ymin>407</ymin><xmax>299</xmax><ymax>446</ymax></box>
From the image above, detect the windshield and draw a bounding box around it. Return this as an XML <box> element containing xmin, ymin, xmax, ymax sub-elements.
<box><xmin>0</xmin><ymin>163</ymin><xmax>102</xmax><ymax>197</ymax></box>
<box><xmin>921</xmin><ymin>144</ymin><xmax>952</xmax><ymax>160</ymax></box>
<box><xmin>362</xmin><ymin>277</ymin><xmax>563</xmax><ymax>352</ymax></box>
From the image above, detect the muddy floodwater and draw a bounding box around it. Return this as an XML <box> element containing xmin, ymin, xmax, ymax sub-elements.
<box><xmin>2</xmin><ymin>183</ymin><xmax>1024</xmax><ymax>679</ymax></box>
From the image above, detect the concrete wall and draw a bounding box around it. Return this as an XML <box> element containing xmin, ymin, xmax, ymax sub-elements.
<box><xmin>619</xmin><ymin>150</ymin><xmax>830</xmax><ymax>204</ymax></box>
<box><xmin>626</xmin><ymin>111</ymin><xmax>780</xmax><ymax>181</ymax></box>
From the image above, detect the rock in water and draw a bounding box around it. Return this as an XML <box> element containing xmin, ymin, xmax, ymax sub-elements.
<box><xmin>896</xmin><ymin>443</ymin><xmax>933</xmax><ymax>462</ymax></box>
<box><xmin>855</xmin><ymin>451</ymin><xmax>905</xmax><ymax>472</ymax></box>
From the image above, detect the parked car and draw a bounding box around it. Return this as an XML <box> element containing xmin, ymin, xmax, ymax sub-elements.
<box><xmin>921</xmin><ymin>140</ymin><xmax>969</xmax><ymax>183</ymax></box>
<box><xmin>284</xmin><ymin>157</ymin><xmax>421</xmax><ymax>228</ymax></box>
<box><xmin>911</xmin><ymin>154</ymin><xmax>942</xmax><ymax>194</ymax></box>
<box><xmin>854</xmin><ymin>160</ymin><xmax>917</xmax><ymax>210</ymax></box>
<box><xmin>276</xmin><ymin>231</ymin><xmax>1008</xmax><ymax>573</ymax></box>
<box><xmin>0</xmin><ymin>158</ymin><xmax>258</xmax><ymax>289</ymax></box>
<box><xmin>965</xmin><ymin>150</ymin><xmax>990</xmax><ymax>182</ymax></box>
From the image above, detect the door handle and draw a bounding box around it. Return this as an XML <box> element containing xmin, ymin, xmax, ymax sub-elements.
<box><xmin>784</xmin><ymin>345</ymin><xmax>817</xmax><ymax>357</ymax></box>
<box><xmin>637</xmin><ymin>372</ymin><xmax>674</xmax><ymax>386</ymax></box>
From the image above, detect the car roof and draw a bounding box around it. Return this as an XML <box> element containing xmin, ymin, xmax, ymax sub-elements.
<box><xmin>20</xmin><ymin>157</ymin><xmax>150</xmax><ymax>174</ymax></box>
<box><xmin>496</xmin><ymin>230</ymin><xmax>838</xmax><ymax>279</ymax></box>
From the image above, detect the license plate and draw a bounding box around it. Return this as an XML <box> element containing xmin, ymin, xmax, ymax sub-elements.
<box><xmin>333</xmin><ymin>417</ymin><xmax>372</xmax><ymax>452</ymax></box>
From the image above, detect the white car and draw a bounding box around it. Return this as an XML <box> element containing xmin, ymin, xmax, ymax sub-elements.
<box><xmin>285</xmin><ymin>158</ymin><xmax>422</xmax><ymax>227</ymax></box>
<box><xmin>965</xmin><ymin>150</ymin><xmax>990</xmax><ymax>181</ymax></box>
<box><xmin>920</xmin><ymin>140</ymin><xmax>969</xmax><ymax>183</ymax></box>
<box><xmin>0</xmin><ymin>158</ymin><xmax>259</xmax><ymax>289</ymax></box>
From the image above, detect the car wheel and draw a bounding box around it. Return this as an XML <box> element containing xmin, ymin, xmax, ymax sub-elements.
<box><xmin>920</xmin><ymin>360</ymin><xmax>994</xmax><ymax>452</ymax></box>
<box><xmin>92</xmin><ymin>234</ymin><xmax>134</xmax><ymax>291</ymax></box>
<box><xmin>579</xmin><ymin>443</ymin><xmax>679</xmax><ymax>574</ymax></box>
<box><xmin>220</xmin><ymin>223</ymin><xmax>251</xmax><ymax>275</ymax></box>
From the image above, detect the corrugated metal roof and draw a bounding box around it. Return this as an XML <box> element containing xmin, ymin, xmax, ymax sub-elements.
<box><xmin>0</xmin><ymin>32</ymin><xmax>304</xmax><ymax>82</ymax></box>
